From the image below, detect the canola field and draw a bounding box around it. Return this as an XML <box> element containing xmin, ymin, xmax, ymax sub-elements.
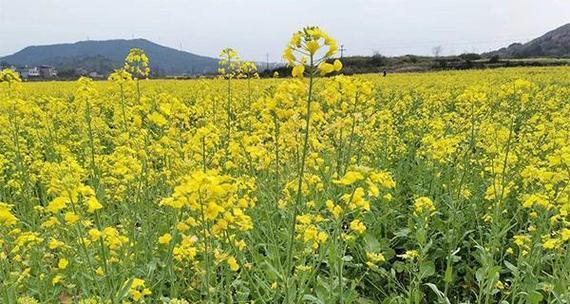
<box><xmin>0</xmin><ymin>28</ymin><xmax>569</xmax><ymax>304</ymax></box>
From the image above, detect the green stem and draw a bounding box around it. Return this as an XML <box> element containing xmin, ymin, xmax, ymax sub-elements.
<box><xmin>285</xmin><ymin>55</ymin><xmax>314</xmax><ymax>303</ymax></box>
<box><xmin>199</xmin><ymin>193</ymin><xmax>213</xmax><ymax>303</ymax></box>
<box><xmin>343</xmin><ymin>92</ymin><xmax>360</xmax><ymax>174</ymax></box>
<box><xmin>119</xmin><ymin>85</ymin><xmax>128</xmax><ymax>132</ymax></box>
<box><xmin>273</xmin><ymin>112</ymin><xmax>281</xmax><ymax>206</ymax></box>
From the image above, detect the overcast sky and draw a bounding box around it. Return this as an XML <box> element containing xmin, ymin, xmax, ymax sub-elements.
<box><xmin>1</xmin><ymin>0</ymin><xmax>569</xmax><ymax>62</ymax></box>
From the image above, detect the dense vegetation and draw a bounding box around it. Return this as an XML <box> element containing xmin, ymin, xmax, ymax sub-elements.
<box><xmin>0</xmin><ymin>27</ymin><xmax>569</xmax><ymax>304</ymax></box>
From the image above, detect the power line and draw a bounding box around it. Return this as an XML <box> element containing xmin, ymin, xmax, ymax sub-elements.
<box><xmin>367</xmin><ymin>34</ymin><xmax>543</xmax><ymax>52</ymax></box>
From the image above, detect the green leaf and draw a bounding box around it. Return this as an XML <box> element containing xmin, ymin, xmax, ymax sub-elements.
<box><xmin>419</xmin><ymin>260</ymin><xmax>435</xmax><ymax>279</ymax></box>
<box><xmin>363</xmin><ymin>233</ymin><xmax>382</xmax><ymax>252</ymax></box>
<box><xmin>394</xmin><ymin>228</ymin><xmax>410</xmax><ymax>238</ymax></box>
<box><xmin>488</xmin><ymin>266</ymin><xmax>501</xmax><ymax>281</ymax></box>
<box><xmin>444</xmin><ymin>265</ymin><xmax>453</xmax><ymax>283</ymax></box>
<box><xmin>504</xmin><ymin>260</ymin><xmax>519</xmax><ymax>276</ymax></box>
<box><xmin>315</xmin><ymin>277</ymin><xmax>333</xmax><ymax>302</ymax></box>
<box><xmin>416</xmin><ymin>228</ymin><xmax>426</xmax><ymax>245</ymax></box>
<box><xmin>528</xmin><ymin>291</ymin><xmax>543</xmax><ymax>304</ymax></box>
<box><xmin>263</xmin><ymin>261</ymin><xmax>284</xmax><ymax>281</ymax></box>
<box><xmin>475</xmin><ymin>267</ymin><xmax>485</xmax><ymax>283</ymax></box>
<box><xmin>424</xmin><ymin>283</ymin><xmax>451</xmax><ymax>304</ymax></box>
<box><xmin>393</xmin><ymin>261</ymin><xmax>406</xmax><ymax>273</ymax></box>
<box><xmin>302</xmin><ymin>294</ymin><xmax>325</xmax><ymax>304</ymax></box>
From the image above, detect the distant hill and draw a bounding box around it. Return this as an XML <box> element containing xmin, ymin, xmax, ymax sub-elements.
<box><xmin>485</xmin><ymin>23</ymin><xmax>570</xmax><ymax>58</ymax></box>
<box><xmin>0</xmin><ymin>39</ymin><xmax>219</xmax><ymax>76</ymax></box>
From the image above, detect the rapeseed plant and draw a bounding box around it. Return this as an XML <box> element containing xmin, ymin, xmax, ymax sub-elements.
<box><xmin>0</xmin><ymin>27</ymin><xmax>568</xmax><ymax>303</ymax></box>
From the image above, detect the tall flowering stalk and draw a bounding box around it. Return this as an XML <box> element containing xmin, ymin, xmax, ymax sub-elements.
<box><xmin>108</xmin><ymin>69</ymin><xmax>134</xmax><ymax>132</ymax></box>
<box><xmin>282</xmin><ymin>26</ymin><xmax>342</xmax><ymax>296</ymax></box>
<box><xmin>239</xmin><ymin>61</ymin><xmax>258</xmax><ymax>105</ymax></box>
<box><xmin>218</xmin><ymin>48</ymin><xmax>242</xmax><ymax>149</ymax></box>
<box><xmin>124</xmin><ymin>48</ymin><xmax>150</xmax><ymax>102</ymax></box>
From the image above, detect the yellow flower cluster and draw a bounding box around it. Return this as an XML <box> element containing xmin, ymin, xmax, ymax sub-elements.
<box><xmin>159</xmin><ymin>170</ymin><xmax>253</xmax><ymax>279</ymax></box>
<box><xmin>283</xmin><ymin>26</ymin><xmax>342</xmax><ymax>78</ymax></box>
<box><xmin>0</xmin><ymin>68</ymin><xmax>22</xmax><ymax>84</ymax></box>
<box><xmin>218</xmin><ymin>47</ymin><xmax>242</xmax><ymax>78</ymax></box>
<box><xmin>0</xmin><ymin>202</ymin><xmax>18</xmax><ymax>227</ymax></box>
<box><xmin>413</xmin><ymin>197</ymin><xmax>436</xmax><ymax>215</ymax></box>
<box><xmin>128</xmin><ymin>278</ymin><xmax>152</xmax><ymax>301</ymax></box>
<box><xmin>124</xmin><ymin>48</ymin><xmax>150</xmax><ymax>78</ymax></box>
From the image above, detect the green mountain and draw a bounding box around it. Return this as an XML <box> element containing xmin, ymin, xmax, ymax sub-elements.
<box><xmin>485</xmin><ymin>23</ymin><xmax>570</xmax><ymax>58</ymax></box>
<box><xmin>0</xmin><ymin>39</ymin><xmax>219</xmax><ymax>76</ymax></box>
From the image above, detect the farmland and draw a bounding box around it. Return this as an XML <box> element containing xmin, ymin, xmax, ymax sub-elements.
<box><xmin>0</xmin><ymin>27</ymin><xmax>569</xmax><ymax>304</ymax></box>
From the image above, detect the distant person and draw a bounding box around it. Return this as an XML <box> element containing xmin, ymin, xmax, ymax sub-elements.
<box><xmin>383</xmin><ymin>70</ymin><xmax>387</xmax><ymax>77</ymax></box>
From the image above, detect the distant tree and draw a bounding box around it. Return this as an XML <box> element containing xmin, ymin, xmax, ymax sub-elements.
<box><xmin>459</xmin><ymin>53</ymin><xmax>482</xmax><ymax>61</ymax></box>
<box><xmin>406</xmin><ymin>55</ymin><xmax>418</xmax><ymax>64</ymax></box>
<box><xmin>489</xmin><ymin>55</ymin><xmax>500</xmax><ymax>64</ymax></box>
<box><xmin>371</xmin><ymin>51</ymin><xmax>386</xmax><ymax>66</ymax></box>
<box><xmin>435</xmin><ymin>59</ymin><xmax>448</xmax><ymax>69</ymax></box>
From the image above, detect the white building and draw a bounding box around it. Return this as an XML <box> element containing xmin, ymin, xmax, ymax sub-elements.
<box><xmin>28</xmin><ymin>67</ymin><xmax>40</xmax><ymax>77</ymax></box>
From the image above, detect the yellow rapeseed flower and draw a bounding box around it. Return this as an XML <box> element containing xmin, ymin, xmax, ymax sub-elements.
<box><xmin>414</xmin><ymin>197</ymin><xmax>436</xmax><ymax>215</ymax></box>
<box><xmin>0</xmin><ymin>203</ymin><xmax>18</xmax><ymax>227</ymax></box>
<box><xmin>349</xmin><ymin>219</ymin><xmax>367</xmax><ymax>234</ymax></box>
<box><xmin>58</xmin><ymin>258</ymin><xmax>69</xmax><ymax>270</ymax></box>
<box><xmin>158</xmin><ymin>233</ymin><xmax>172</xmax><ymax>245</ymax></box>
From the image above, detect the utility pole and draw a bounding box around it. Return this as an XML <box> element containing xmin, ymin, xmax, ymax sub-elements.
<box><xmin>266</xmin><ymin>53</ymin><xmax>270</xmax><ymax>71</ymax></box>
<box><xmin>340</xmin><ymin>44</ymin><xmax>347</xmax><ymax>59</ymax></box>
